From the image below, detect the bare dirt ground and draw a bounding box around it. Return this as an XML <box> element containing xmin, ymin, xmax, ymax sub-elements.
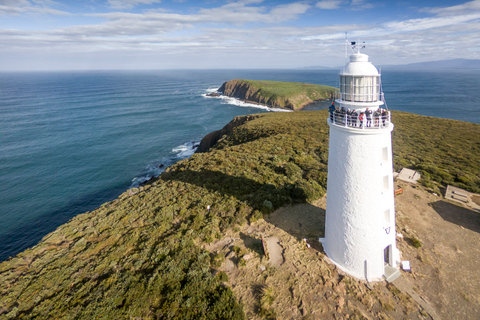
<box><xmin>204</xmin><ymin>183</ymin><xmax>480</xmax><ymax>319</ymax></box>
<box><xmin>394</xmin><ymin>182</ymin><xmax>480</xmax><ymax>320</ymax></box>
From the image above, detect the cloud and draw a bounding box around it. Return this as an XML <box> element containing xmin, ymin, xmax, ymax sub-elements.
<box><xmin>0</xmin><ymin>0</ymin><xmax>70</xmax><ymax>15</ymax></box>
<box><xmin>269</xmin><ymin>2</ymin><xmax>310</xmax><ymax>22</ymax></box>
<box><xmin>87</xmin><ymin>1</ymin><xmax>310</xmax><ymax>36</ymax></box>
<box><xmin>315</xmin><ymin>0</ymin><xmax>344</xmax><ymax>10</ymax></box>
<box><xmin>423</xmin><ymin>0</ymin><xmax>480</xmax><ymax>16</ymax></box>
<box><xmin>383</xmin><ymin>13</ymin><xmax>480</xmax><ymax>34</ymax></box>
<box><xmin>107</xmin><ymin>0</ymin><xmax>162</xmax><ymax>10</ymax></box>
<box><xmin>350</xmin><ymin>0</ymin><xmax>376</xmax><ymax>10</ymax></box>
<box><xmin>195</xmin><ymin>1</ymin><xmax>310</xmax><ymax>25</ymax></box>
<box><xmin>1</xmin><ymin>0</ymin><xmax>479</xmax><ymax>70</ymax></box>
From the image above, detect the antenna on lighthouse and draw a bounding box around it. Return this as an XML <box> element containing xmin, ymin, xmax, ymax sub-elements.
<box><xmin>349</xmin><ymin>39</ymin><xmax>366</xmax><ymax>54</ymax></box>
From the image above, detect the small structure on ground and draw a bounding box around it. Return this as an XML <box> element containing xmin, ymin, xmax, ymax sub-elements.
<box><xmin>323</xmin><ymin>40</ymin><xmax>400</xmax><ymax>282</ymax></box>
<box><xmin>445</xmin><ymin>185</ymin><xmax>480</xmax><ymax>212</ymax></box>
<box><xmin>397</xmin><ymin>168</ymin><xmax>421</xmax><ymax>184</ymax></box>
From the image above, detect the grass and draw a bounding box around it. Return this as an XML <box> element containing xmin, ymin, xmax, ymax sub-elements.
<box><xmin>0</xmin><ymin>108</ymin><xmax>479</xmax><ymax>319</ymax></box>
<box><xmin>392</xmin><ymin>111</ymin><xmax>480</xmax><ymax>194</ymax></box>
<box><xmin>221</xmin><ymin>79</ymin><xmax>337</xmax><ymax>110</ymax></box>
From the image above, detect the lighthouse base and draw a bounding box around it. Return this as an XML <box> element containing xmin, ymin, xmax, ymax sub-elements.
<box><xmin>321</xmin><ymin>249</ymin><xmax>401</xmax><ymax>282</ymax></box>
<box><xmin>384</xmin><ymin>265</ymin><xmax>401</xmax><ymax>282</ymax></box>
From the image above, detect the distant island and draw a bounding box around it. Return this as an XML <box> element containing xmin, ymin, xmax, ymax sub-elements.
<box><xmin>210</xmin><ymin>79</ymin><xmax>337</xmax><ymax>111</ymax></box>
<box><xmin>1</xmin><ymin>83</ymin><xmax>479</xmax><ymax>318</ymax></box>
<box><xmin>303</xmin><ymin>58</ymin><xmax>480</xmax><ymax>71</ymax></box>
<box><xmin>380</xmin><ymin>58</ymin><xmax>480</xmax><ymax>70</ymax></box>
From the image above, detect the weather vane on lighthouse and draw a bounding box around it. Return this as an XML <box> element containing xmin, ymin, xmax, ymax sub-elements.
<box><xmin>322</xmin><ymin>37</ymin><xmax>400</xmax><ymax>282</ymax></box>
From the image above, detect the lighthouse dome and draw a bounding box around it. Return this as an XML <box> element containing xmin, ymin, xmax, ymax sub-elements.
<box><xmin>343</xmin><ymin>53</ymin><xmax>379</xmax><ymax>76</ymax></box>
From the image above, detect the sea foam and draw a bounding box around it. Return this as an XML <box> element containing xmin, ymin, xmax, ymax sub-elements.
<box><xmin>204</xmin><ymin>89</ymin><xmax>292</xmax><ymax>113</ymax></box>
<box><xmin>130</xmin><ymin>140</ymin><xmax>199</xmax><ymax>188</ymax></box>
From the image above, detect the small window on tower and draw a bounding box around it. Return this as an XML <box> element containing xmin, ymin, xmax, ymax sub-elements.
<box><xmin>382</xmin><ymin>147</ymin><xmax>388</xmax><ymax>163</ymax></box>
<box><xmin>383</xmin><ymin>175</ymin><xmax>389</xmax><ymax>192</ymax></box>
<box><xmin>384</xmin><ymin>209</ymin><xmax>390</xmax><ymax>225</ymax></box>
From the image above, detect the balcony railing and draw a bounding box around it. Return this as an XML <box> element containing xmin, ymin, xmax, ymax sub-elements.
<box><xmin>328</xmin><ymin>111</ymin><xmax>391</xmax><ymax>129</ymax></box>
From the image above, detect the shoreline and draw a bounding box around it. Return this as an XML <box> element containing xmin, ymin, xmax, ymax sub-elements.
<box><xmin>206</xmin><ymin>91</ymin><xmax>332</xmax><ymax>112</ymax></box>
<box><xmin>1</xmin><ymin>110</ymin><xmax>479</xmax><ymax>318</ymax></box>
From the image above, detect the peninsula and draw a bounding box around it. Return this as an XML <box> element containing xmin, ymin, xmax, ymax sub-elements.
<box><xmin>1</xmin><ymin>109</ymin><xmax>479</xmax><ymax>319</ymax></box>
<box><xmin>215</xmin><ymin>79</ymin><xmax>337</xmax><ymax>110</ymax></box>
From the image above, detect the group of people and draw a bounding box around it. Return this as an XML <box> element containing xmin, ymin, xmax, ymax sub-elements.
<box><xmin>328</xmin><ymin>102</ymin><xmax>389</xmax><ymax>128</ymax></box>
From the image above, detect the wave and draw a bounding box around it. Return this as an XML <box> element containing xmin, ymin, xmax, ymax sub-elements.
<box><xmin>219</xmin><ymin>95</ymin><xmax>292</xmax><ymax>113</ymax></box>
<box><xmin>172</xmin><ymin>141</ymin><xmax>198</xmax><ymax>159</ymax></box>
<box><xmin>130</xmin><ymin>140</ymin><xmax>199</xmax><ymax>188</ymax></box>
<box><xmin>203</xmin><ymin>88</ymin><xmax>292</xmax><ymax>113</ymax></box>
<box><xmin>206</xmin><ymin>87</ymin><xmax>220</xmax><ymax>93</ymax></box>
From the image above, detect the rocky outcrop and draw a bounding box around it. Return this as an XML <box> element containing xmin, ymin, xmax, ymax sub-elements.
<box><xmin>196</xmin><ymin>114</ymin><xmax>261</xmax><ymax>153</ymax></box>
<box><xmin>218</xmin><ymin>79</ymin><xmax>336</xmax><ymax>111</ymax></box>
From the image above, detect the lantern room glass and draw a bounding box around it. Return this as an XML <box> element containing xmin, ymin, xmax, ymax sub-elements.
<box><xmin>340</xmin><ymin>75</ymin><xmax>380</xmax><ymax>102</ymax></box>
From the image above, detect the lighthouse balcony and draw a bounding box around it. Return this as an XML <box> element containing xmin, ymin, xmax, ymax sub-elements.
<box><xmin>328</xmin><ymin>112</ymin><xmax>391</xmax><ymax>129</ymax></box>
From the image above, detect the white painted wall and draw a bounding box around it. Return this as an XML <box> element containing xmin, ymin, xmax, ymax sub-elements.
<box><xmin>324</xmin><ymin>123</ymin><xmax>397</xmax><ymax>281</ymax></box>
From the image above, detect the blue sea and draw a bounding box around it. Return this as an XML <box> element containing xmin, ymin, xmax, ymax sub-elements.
<box><xmin>1</xmin><ymin>69</ymin><xmax>479</xmax><ymax>262</ymax></box>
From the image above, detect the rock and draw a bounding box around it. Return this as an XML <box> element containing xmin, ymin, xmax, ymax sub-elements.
<box><xmin>218</xmin><ymin>79</ymin><xmax>335</xmax><ymax>111</ymax></box>
<box><xmin>196</xmin><ymin>114</ymin><xmax>261</xmax><ymax>153</ymax></box>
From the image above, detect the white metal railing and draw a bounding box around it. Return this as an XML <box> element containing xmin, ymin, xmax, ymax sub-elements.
<box><xmin>328</xmin><ymin>110</ymin><xmax>391</xmax><ymax>129</ymax></box>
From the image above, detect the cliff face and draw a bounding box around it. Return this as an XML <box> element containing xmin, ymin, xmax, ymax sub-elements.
<box><xmin>196</xmin><ymin>114</ymin><xmax>261</xmax><ymax>153</ymax></box>
<box><xmin>218</xmin><ymin>79</ymin><xmax>336</xmax><ymax>111</ymax></box>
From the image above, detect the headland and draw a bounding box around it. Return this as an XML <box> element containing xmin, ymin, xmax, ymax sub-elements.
<box><xmin>1</xmin><ymin>107</ymin><xmax>480</xmax><ymax>318</ymax></box>
<box><xmin>212</xmin><ymin>79</ymin><xmax>337</xmax><ymax>111</ymax></box>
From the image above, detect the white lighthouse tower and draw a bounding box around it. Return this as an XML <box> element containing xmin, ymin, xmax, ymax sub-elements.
<box><xmin>323</xmin><ymin>42</ymin><xmax>400</xmax><ymax>281</ymax></box>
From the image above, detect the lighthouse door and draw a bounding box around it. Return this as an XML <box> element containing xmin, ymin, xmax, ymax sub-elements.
<box><xmin>384</xmin><ymin>245</ymin><xmax>391</xmax><ymax>265</ymax></box>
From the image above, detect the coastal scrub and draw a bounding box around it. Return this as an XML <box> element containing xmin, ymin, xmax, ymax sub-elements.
<box><xmin>1</xmin><ymin>109</ymin><xmax>479</xmax><ymax>318</ymax></box>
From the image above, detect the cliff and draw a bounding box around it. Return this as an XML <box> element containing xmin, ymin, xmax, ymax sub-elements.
<box><xmin>196</xmin><ymin>114</ymin><xmax>261</xmax><ymax>153</ymax></box>
<box><xmin>218</xmin><ymin>79</ymin><xmax>337</xmax><ymax>110</ymax></box>
<box><xmin>1</xmin><ymin>110</ymin><xmax>480</xmax><ymax>319</ymax></box>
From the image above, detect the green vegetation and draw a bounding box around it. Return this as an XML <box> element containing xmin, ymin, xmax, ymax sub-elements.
<box><xmin>392</xmin><ymin>111</ymin><xmax>480</xmax><ymax>194</ymax></box>
<box><xmin>221</xmin><ymin>79</ymin><xmax>337</xmax><ymax>110</ymax></box>
<box><xmin>0</xmin><ymin>108</ymin><xmax>478</xmax><ymax>319</ymax></box>
<box><xmin>407</xmin><ymin>237</ymin><xmax>422</xmax><ymax>248</ymax></box>
<box><xmin>242</xmin><ymin>79</ymin><xmax>336</xmax><ymax>106</ymax></box>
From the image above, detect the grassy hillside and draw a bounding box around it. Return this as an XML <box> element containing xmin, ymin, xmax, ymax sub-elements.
<box><xmin>1</xmin><ymin>110</ymin><xmax>479</xmax><ymax>319</ymax></box>
<box><xmin>220</xmin><ymin>79</ymin><xmax>337</xmax><ymax>110</ymax></box>
<box><xmin>392</xmin><ymin>112</ymin><xmax>480</xmax><ymax>194</ymax></box>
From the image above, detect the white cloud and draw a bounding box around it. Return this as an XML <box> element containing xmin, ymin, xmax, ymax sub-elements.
<box><xmin>0</xmin><ymin>0</ymin><xmax>30</xmax><ymax>5</ymax></box>
<box><xmin>350</xmin><ymin>0</ymin><xmax>376</xmax><ymax>10</ymax></box>
<box><xmin>424</xmin><ymin>0</ymin><xmax>480</xmax><ymax>16</ymax></box>
<box><xmin>383</xmin><ymin>13</ymin><xmax>480</xmax><ymax>34</ymax></box>
<box><xmin>0</xmin><ymin>0</ymin><xmax>69</xmax><ymax>15</ymax></box>
<box><xmin>1</xmin><ymin>0</ymin><xmax>480</xmax><ymax>70</ymax></box>
<box><xmin>108</xmin><ymin>0</ymin><xmax>162</xmax><ymax>10</ymax></box>
<box><xmin>315</xmin><ymin>0</ymin><xmax>344</xmax><ymax>10</ymax></box>
<box><xmin>269</xmin><ymin>2</ymin><xmax>310</xmax><ymax>22</ymax></box>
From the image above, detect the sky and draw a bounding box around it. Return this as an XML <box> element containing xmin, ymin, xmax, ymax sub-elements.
<box><xmin>1</xmin><ymin>0</ymin><xmax>479</xmax><ymax>70</ymax></box>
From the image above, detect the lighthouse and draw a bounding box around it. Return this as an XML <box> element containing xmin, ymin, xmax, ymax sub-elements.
<box><xmin>323</xmin><ymin>42</ymin><xmax>400</xmax><ymax>282</ymax></box>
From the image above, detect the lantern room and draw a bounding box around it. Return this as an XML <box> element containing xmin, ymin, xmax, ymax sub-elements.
<box><xmin>338</xmin><ymin>52</ymin><xmax>384</xmax><ymax>108</ymax></box>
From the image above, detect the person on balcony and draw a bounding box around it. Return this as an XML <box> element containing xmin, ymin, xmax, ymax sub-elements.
<box><xmin>334</xmin><ymin>108</ymin><xmax>341</xmax><ymax>124</ymax></box>
<box><xmin>381</xmin><ymin>109</ymin><xmax>389</xmax><ymax>126</ymax></box>
<box><xmin>351</xmin><ymin>109</ymin><xmax>358</xmax><ymax>127</ymax></box>
<box><xmin>359</xmin><ymin>112</ymin><xmax>365</xmax><ymax>127</ymax></box>
<box><xmin>340</xmin><ymin>107</ymin><xmax>346</xmax><ymax>124</ymax></box>
<box><xmin>374</xmin><ymin>109</ymin><xmax>381</xmax><ymax>127</ymax></box>
<box><xmin>347</xmin><ymin>109</ymin><xmax>352</xmax><ymax>126</ymax></box>
<box><xmin>329</xmin><ymin>102</ymin><xmax>335</xmax><ymax>122</ymax></box>
<box><xmin>365</xmin><ymin>108</ymin><xmax>373</xmax><ymax>127</ymax></box>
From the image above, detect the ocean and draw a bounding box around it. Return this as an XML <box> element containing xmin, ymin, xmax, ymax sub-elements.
<box><xmin>1</xmin><ymin>69</ymin><xmax>479</xmax><ymax>262</ymax></box>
